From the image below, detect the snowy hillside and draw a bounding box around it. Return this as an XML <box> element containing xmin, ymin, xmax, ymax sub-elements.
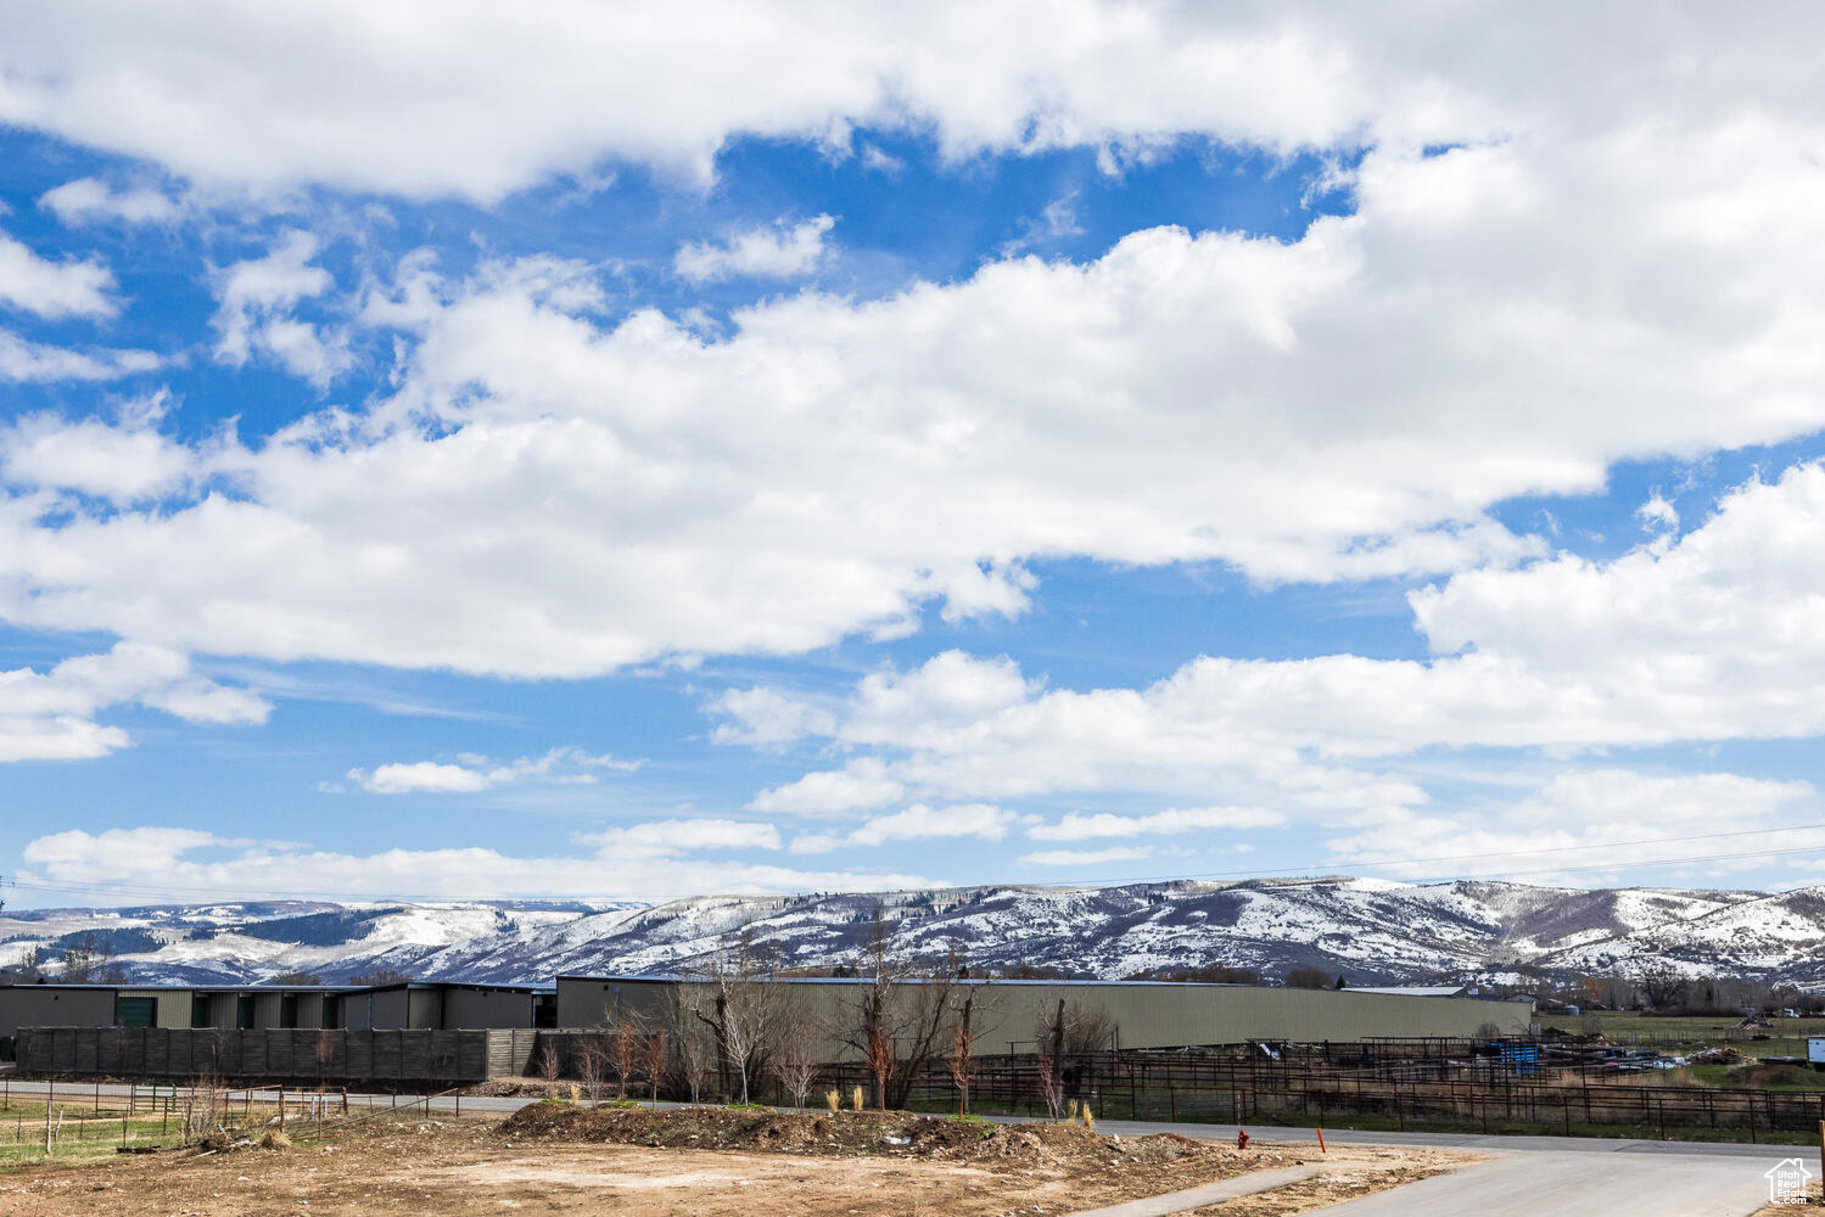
<box><xmin>2</xmin><ymin>878</ymin><xmax>1817</xmax><ymax>988</ymax></box>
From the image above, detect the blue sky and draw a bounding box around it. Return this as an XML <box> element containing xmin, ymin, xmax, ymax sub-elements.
<box><xmin>7</xmin><ymin>4</ymin><xmax>1825</xmax><ymax>906</ymax></box>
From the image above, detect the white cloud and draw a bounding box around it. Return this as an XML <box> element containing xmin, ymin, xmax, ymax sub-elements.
<box><xmin>747</xmin><ymin>758</ymin><xmax>905</xmax><ymax>815</ymax></box>
<box><xmin>848</xmin><ymin>802</ymin><xmax>1018</xmax><ymax>845</ymax></box>
<box><xmin>0</xmin><ymin>330</ymin><xmax>159</xmax><ymax>383</ymax></box>
<box><xmin>21</xmin><ymin>823</ymin><xmax>927</xmax><ymax>903</ymax></box>
<box><xmin>210</xmin><ymin>231</ymin><xmax>349</xmax><ymax>387</ymax></box>
<box><xmin>354</xmin><ymin>762</ymin><xmax>491</xmax><ymax>794</ymax></box>
<box><xmin>579</xmin><ymin>818</ymin><xmax>782</xmax><ymax>857</ymax></box>
<box><xmin>710</xmin><ymin>686</ymin><xmax>837</xmax><ymax>747</ymax></box>
<box><xmin>1029</xmin><ymin>806</ymin><xmax>1287</xmax><ymax>841</ymax></box>
<box><xmin>1018</xmin><ymin>846</ymin><xmax>1154</xmax><ymax>867</ymax></box>
<box><xmin>0</xmin><ymin>4</ymin><xmax>1409</xmax><ymax>199</ymax></box>
<box><xmin>8</xmin><ymin>22</ymin><xmax>1825</xmax><ymax>686</ymax></box>
<box><xmin>785</xmin><ymin>801</ymin><xmax>1019</xmax><ymax>852</ymax></box>
<box><xmin>0</xmin><ymin>229</ymin><xmax>116</xmax><ymax>318</ymax></box>
<box><xmin>7</xmin><ymin>130</ymin><xmax>1825</xmax><ymax>676</ymax></box>
<box><xmin>733</xmin><ymin>466</ymin><xmax>1825</xmax><ymax>820</ymax></box>
<box><xmin>347</xmin><ymin>747</ymin><xmax>642</xmax><ymax>794</ymax></box>
<box><xmin>2</xmin><ymin>396</ymin><xmax>197</xmax><ymax>501</ymax></box>
<box><xmin>675</xmin><ymin>214</ymin><xmax>835</xmax><ymax>283</ymax></box>
<box><xmin>0</xmin><ymin>642</ymin><xmax>269</xmax><ymax>762</ymax></box>
<box><xmin>39</xmin><ymin>178</ymin><xmax>183</xmax><ymax>226</ymax></box>
<box><xmin>1003</xmin><ymin>193</ymin><xmax>1085</xmax><ymax>254</ymax></box>
<box><xmin>1637</xmin><ymin>493</ymin><xmax>1679</xmax><ymax>531</ymax></box>
<box><xmin>1323</xmin><ymin>769</ymin><xmax>1817</xmax><ymax>882</ymax></box>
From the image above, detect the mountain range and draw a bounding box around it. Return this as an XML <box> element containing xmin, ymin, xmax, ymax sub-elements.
<box><xmin>3</xmin><ymin>877</ymin><xmax>1820</xmax><ymax>990</ymax></box>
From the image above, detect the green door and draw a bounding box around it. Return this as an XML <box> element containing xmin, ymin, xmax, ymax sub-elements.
<box><xmin>116</xmin><ymin>996</ymin><xmax>156</xmax><ymax>1028</ymax></box>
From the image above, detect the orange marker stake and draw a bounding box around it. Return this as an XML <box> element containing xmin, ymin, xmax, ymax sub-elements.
<box><xmin>1316</xmin><ymin>1127</ymin><xmax>1326</xmax><ymax>1154</ymax></box>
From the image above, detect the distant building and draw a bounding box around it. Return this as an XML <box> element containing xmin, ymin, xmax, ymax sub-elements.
<box><xmin>0</xmin><ymin>980</ymin><xmax>554</xmax><ymax>1043</ymax></box>
<box><xmin>557</xmin><ymin>974</ymin><xmax>1534</xmax><ymax>1060</ymax></box>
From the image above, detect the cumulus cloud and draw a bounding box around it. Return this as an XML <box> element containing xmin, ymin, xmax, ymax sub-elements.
<box><xmin>1</xmin><ymin>395</ymin><xmax>197</xmax><ymax>501</ymax></box>
<box><xmin>675</xmin><ymin>214</ymin><xmax>835</xmax><ymax>282</ymax></box>
<box><xmin>21</xmin><ymin>823</ymin><xmax>927</xmax><ymax>903</ymax></box>
<box><xmin>733</xmin><ymin>468</ymin><xmax>1825</xmax><ymax>827</ymax></box>
<box><xmin>210</xmin><ymin>231</ymin><xmax>349</xmax><ymax>387</ymax></box>
<box><xmin>0</xmin><ymin>4</ymin><xmax>1413</xmax><ymax>199</ymax></box>
<box><xmin>0</xmin><ymin>642</ymin><xmax>269</xmax><ymax>762</ymax></box>
<box><xmin>12</xmin><ymin>109</ymin><xmax>1825</xmax><ymax>676</ymax></box>
<box><xmin>0</xmin><ymin>229</ymin><xmax>117</xmax><ymax>318</ymax></box>
<box><xmin>747</xmin><ymin>758</ymin><xmax>906</xmax><ymax>815</ymax></box>
<box><xmin>1324</xmin><ymin>770</ymin><xmax>1818</xmax><ymax>882</ymax></box>
<box><xmin>710</xmin><ymin>686</ymin><xmax>837</xmax><ymax>747</ymax></box>
<box><xmin>39</xmin><ymin>178</ymin><xmax>183</xmax><ymax>226</ymax></box>
<box><xmin>346</xmin><ymin>747</ymin><xmax>641</xmax><ymax>794</ymax></box>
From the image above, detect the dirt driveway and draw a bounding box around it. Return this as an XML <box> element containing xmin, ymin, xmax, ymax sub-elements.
<box><xmin>0</xmin><ymin>1110</ymin><xmax>1464</xmax><ymax>1216</ymax></box>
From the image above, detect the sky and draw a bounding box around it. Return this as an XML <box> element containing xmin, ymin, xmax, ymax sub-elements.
<box><xmin>8</xmin><ymin>3</ymin><xmax>1825</xmax><ymax>907</ymax></box>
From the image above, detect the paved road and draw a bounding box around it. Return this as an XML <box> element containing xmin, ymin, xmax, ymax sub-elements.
<box><xmin>1088</xmin><ymin>1122</ymin><xmax>1793</xmax><ymax>1215</ymax></box>
<box><xmin>2</xmin><ymin>1079</ymin><xmax>1796</xmax><ymax>1213</ymax></box>
<box><xmin>1319</xmin><ymin>1148</ymin><xmax>1785</xmax><ymax>1216</ymax></box>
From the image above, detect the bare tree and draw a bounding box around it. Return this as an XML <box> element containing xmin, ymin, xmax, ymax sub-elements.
<box><xmin>840</xmin><ymin>911</ymin><xmax>969</xmax><ymax>1110</ymax></box>
<box><xmin>676</xmin><ymin>1026</ymin><xmax>713</xmax><ymax>1105</ymax></box>
<box><xmin>349</xmin><ymin>968</ymin><xmax>413</xmax><ymax>986</ymax></box>
<box><xmin>59</xmin><ymin>933</ymin><xmax>125</xmax><ymax>984</ymax></box>
<box><xmin>687</xmin><ymin>926</ymin><xmax>786</xmax><ymax>1104</ymax></box>
<box><xmin>3</xmin><ymin>945</ymin><xmax>46</xmax><ymax>983</ymax></box>
<box><xmin>948</xmin><ymin>988</ymin><xmax>980</xmax><ymax>1116</ymax></box>
<box><xmin>183</xmin><ymin>1071</ymin><xmax>229</xmax><ymax>1145</ymax></box>
<box><xmin>1638</xmin><ymin>964</ymin><xmax>1690</xmax><ymax>1011</ymax></box>
<box><xmin>642</xmin><ymin>1028</ymin><xmax>669</xmax><ymax>1107</ymax></box>
<box><xmin>666</xmin><ymin>984</ymin><xmax>715</xmax><ymax>1105</ymax></box>
<box><xmin>770</xmin><ymin>1000</ymin><xmax>821</xmax><ymax>1109</ymax></box>
<box><xmin>1034</xmin><ymin>997</ymin><xmax>1114</xmax><ymax>1115</ymax></box>
<box><xmin>536</xmin><ymin>1041</ymin><xmax>563</xmax><ymax>1097</ymax></box>
<box><xmin>314</xmin><ymin>1029</ymin><xmax>335</xmax><ymax>1087</ymax></box>
<box><xmin>609</xmin><ymin>1019</ymin><xmax>640</xmax><ymax>1101</ymax></box>
<box><xmin>578</xmin><ymin>1039</ymin><xmax>607</xmax><ymax>1105</ymax></box>
<box><xmin>1033</xmin><ymin>1053</ymin><xmax>1066</xmax><ymax>1119</ymax></box>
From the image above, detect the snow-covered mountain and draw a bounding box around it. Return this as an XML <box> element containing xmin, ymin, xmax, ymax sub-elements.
<box><xmin>3</xmin><ymin>878</ymin><xmax>1819</xmax><ymax>989</ymax></box>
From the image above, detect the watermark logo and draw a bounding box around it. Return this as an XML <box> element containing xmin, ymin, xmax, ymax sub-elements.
<box><xmin>1765</xmin><ymin>1157</ymin><xmax>1812</xmax><ymax>1205</ymax></box>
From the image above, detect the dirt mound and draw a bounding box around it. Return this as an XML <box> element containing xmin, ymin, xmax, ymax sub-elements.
<box><xmin>498</xmin><ymin>1104</ymin><xmax>1220</xmax><ymax>1170</ymax></box>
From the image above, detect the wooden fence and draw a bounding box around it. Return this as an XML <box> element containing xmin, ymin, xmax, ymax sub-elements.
<box><xmin>15</xmin><ymin>1027</ymin><xmax>521</xmax><ymax>1085</ymax></box>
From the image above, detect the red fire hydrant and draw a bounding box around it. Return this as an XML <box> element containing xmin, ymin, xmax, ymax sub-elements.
<box><xmin>1237</xmin><ymin>1129</ymin><xmax>1251</xmax><ymax>1150</ymax></box>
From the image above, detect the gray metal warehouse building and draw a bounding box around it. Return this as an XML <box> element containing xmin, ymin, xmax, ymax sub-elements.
<box><xmin>0</xmin><ymin>980</ymin><xmax>553</xmax><ymax>1040</ymax></box>
<box><xmin>557</xmin><ymin>974</ymin><xmax>1534</xmax><ymax>1059</ymax></box>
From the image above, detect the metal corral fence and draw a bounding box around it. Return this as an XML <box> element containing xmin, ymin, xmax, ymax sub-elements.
<box><xmin>14</xmin><ymin>1027</ymin><xmax>542</xmax><ymax>1086</ymax></box>
<box><xmin>808</xmin><ymin>1044</ymin><xmax>1825</xmax><ymax>1140</ymax></box>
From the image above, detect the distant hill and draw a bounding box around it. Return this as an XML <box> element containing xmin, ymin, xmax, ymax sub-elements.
<box><xmin>2</xmin><ymin>878</ymin><xmax>1816</xmax><ymax>989</ymax></box>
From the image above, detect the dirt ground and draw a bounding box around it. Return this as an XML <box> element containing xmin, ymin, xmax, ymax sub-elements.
<box><xmin>0</xmin><ymin>1107</ymin><xmax>1468</xmax><ymax>1216</ymax></box>
<box><xmin>1754</xmin><ymin>1177</ymin><xmax>1822</xmax><ymax>1216</ymax></box>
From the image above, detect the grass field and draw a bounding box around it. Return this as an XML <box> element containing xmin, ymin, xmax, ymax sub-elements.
<box><xmin>0</xmin><ymin>1098</ymin><xmax>189</xmax><ymax>1169</ymax></box>
<box><xmin>1539</xmin><ymin>1010</ymin><xmax>1825</xmax><ymax>1058</ymax></box>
